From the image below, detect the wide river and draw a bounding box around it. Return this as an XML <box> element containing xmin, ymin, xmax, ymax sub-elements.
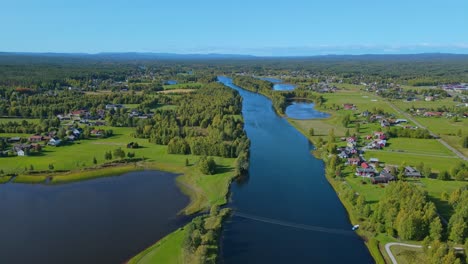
<box><xmin>218</xmin><ymin>76</ymin><xmax>373</xmax><ymax>263</ymax></box>
<box><xmin>0</xmin><ymin>171</ymin><xmax>190</xmax><ymax>264</ymax></box>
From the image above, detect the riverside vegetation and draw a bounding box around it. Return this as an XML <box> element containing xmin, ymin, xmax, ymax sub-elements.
<box><xmin>232</xmin><ymin>72</ymin><xmax>467</xmax><ymax>263</ymax></box>
<box><xmin>1</xmin><ymin>54</ymin><xmax>468</xmax><ymax>263</ymax></box>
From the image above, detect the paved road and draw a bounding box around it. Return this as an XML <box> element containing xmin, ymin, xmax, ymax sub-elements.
<box><xmin>387</xmin><ymin>101</ymin><xmax>468</xmax><ymax>161</ymax></box>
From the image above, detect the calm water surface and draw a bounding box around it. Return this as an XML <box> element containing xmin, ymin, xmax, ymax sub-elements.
<box><xmin>286</xmin><ymin>102</ymin><xmax>331</xmax><ymax>120</ymax></box>
<box><xmin>258</xmin><ymin>76</ymin><xmax>297</xmax><ymax>91</ymax></box>
<box><xmin>218</xmin><ymin>76</ymin><xmax>373</xmax><ymax>264</ymax></box>
<box><xmin>0</xmin><ymin>171</ymin><xmax>189</xmax><ymax>264</ymax></box>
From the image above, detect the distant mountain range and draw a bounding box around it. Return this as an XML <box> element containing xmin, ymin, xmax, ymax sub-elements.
<box><xmin>0</xmin><ymin>52</ymin><xmax>467</xmax><ymax>63</ymax></box>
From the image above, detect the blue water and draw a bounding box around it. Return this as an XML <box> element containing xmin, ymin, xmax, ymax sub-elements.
<box><xmin>258</xmin><ymin>76</ymin><xmax>297</xmax><ymax>91</ymax></box>
<box><xmin>0</xmin><ymin>171</ymin><xmax>190</xmax><ymax>264</ymax></box>
<box><xmin>285</xmin><ymin>102</ymin><xmax>331</xmax><ymax>120</ymax></box>
<box><xmin>218</xmin><ymin>76</ymin><xmax>373</xmax><ymax>264</ymax></box>
<box><xmin>165</xmin><ymin>80</ymin><xmax>178</xmax><ymax>85</ymax></box>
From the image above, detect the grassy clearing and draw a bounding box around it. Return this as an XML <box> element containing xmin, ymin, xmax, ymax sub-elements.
<box><xmin>13</xmin><ymin>175</ymin><xmax>47</xmax><ymax>183</ymax></box>
<box><xmin>51</xmin><ymin>165</ymin><xmax>145</xmax><ymax>184</ymax></box>
<box><xmin>0</xmin><ymin>118</ymin><xmax>41</xmax><ymax>124</ymax></box>
<box><xmin>0</xmin><ymin>126</ymin><xmax>237</xmax><ymax>214</ymax></box>
<box><xmin>163</xmin><ymin>82</ymin><xmax>202</xmax><ymax>90</ymax></box>
<box><xmin>0</xmin><ymin>176</ymin><xmax>11</xmax><ymax>183</ymax></box>
<box><xmin>390</xmin><ymin>245</ymin><xmax>426</xmax><ymax>264</ymax></box>
<box><xmin>362</xmin><ymin>151</ymin><xmax>459</xmax><ymax>172</ymax></box>
<box><xmin>383</xmin><ymin>138</ymin><xmax>454</xmax><ymax>156</ymax></box>
<box><xmin>128</xmin><ymin>226</ymin><xmax>187</xmax><ymax>264</ymax></box>
<box><xmin>390</xmin><ymin>99</ymin><xmax>468</xmax><ymax>156</ymax></box>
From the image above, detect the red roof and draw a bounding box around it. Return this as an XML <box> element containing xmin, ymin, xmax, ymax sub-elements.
<box><xmin>361</xmin><ymin>163</ymin><xmax>369</xmax><ymax>169</ymax></box>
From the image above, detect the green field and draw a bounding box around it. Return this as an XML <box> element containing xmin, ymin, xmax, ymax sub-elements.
<box><xmin>389</xmin><ymin>245</ymin><xmax>426</xmax><ymax>264</ymax></box>
<box><xmin>0</xmin><ymin>126</ymin><xmax>237</xmax><ymax>214</ymax></box>
<box><xmin>163</xmin><ymin>82</ymin><xmax>203</xmax><ymax>90</ymax></box>
<box><xmin>128</xmin><ymin>226</ymin><xmax>187</xmax><ymax>264</ymax></box>
<box><xmin>0</xmin><ymin>118</ymin><xmax>41</xmax><ymax>124</ymax></box>
<box><xmin>285</xmin><ymin>87</ymin><xmax>467</xmax><ymax>261</ymax></box>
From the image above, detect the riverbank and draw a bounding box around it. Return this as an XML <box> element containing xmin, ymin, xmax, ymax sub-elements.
<box><xmin>6</xmin><ymin>156</ymin><xmax>237</xmax><ymax>215</ymax></box>
<box><xmin>287</xmin><ymin>117</ymin><xmax>387</xmax><ymax>263</ymax></box>
<box><xmin>128</xmin><ymin>208</ymin><xmax>232</xmax><ymax>264</ymax></box>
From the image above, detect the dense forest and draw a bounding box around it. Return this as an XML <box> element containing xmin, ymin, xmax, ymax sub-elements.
<box><xmin>133</xmin><ymin>83</ymin><xmax>249</xmax><ymax>173</ymax></box>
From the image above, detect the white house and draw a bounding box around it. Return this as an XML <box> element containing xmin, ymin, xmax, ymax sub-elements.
<box><xmin>49</xmin><ymin>137</ymin><xmax>62</xmax><ymax>146</ymax></box>
<box><xmin>17</xmin><ymin>150</ymin><xmax>25</xmax><ymax>156</ymax></box>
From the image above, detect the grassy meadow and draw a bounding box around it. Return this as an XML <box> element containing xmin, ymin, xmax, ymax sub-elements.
<box><xmin>0</xmin><ymin>125</ymin><xmax>237</xmax><ymax>215</ymax></box>
<box><xmin>286</xmin><ymin>85</ymin><xmax>467</xmax><ymax>261</ymax></box>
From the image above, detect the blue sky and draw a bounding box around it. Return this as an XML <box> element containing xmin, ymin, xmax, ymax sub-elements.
<box><xmin>2</xmin><ymin>0</ymin><xmax>468</xmax><ymax>55</ymax></box>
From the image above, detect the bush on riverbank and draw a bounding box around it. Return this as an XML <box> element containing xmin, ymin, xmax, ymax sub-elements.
<box><xmin>183</xmin><ymin>208</ymin><xmax>231</xmax><ymax>264</ymax></box>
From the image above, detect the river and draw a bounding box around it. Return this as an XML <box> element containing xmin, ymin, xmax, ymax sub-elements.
<box><xmin>218</xmin><ymin>76</ymin><xmax>373</xmax><ymax>263</ymax></box>
<box><xmin>0</xmin><ymin>170</ymin><xmax>190</xmax><ymax>264</ymax></box>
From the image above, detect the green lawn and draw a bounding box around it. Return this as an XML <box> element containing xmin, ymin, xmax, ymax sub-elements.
<box><xmin>0</xmin><ymin>118</ymin><xmax>41</xmax><ymax>124</ymax></box>
<box><xmin>0</xmin><ymin>126</ymin><xmax>237</xmax><ymax>214</ymax></box>
<box><xmin>383</xmin><ymin>138</ymin><xmax>454</xmax><ymax>156</ymax></box>
<box><xmin>163</xmin><ymin>82</ymin><xmax>202</xmax><ymax>90</ymax></box>
<box><xmin>390</xmin><ymin>245</ymin><xmax>426</xmax><ymax>264</ymax></box>
<box><xmin>0</xmin><ymin>176</ymin><xmax>11</xmax><ymax>183</ymax></box>
<box><xmin>128</xmin><ymin>226</ymin><xmax>187</xmax><ymax>264</ymax></box>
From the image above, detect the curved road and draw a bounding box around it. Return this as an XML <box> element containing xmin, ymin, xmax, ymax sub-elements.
<box><xmin>385</xmin><ymin>242</ymin><xmax>464</xmax><ymax>264</ymax></box>
<box><xmin>387</xmin><ymin>101</ymin><xmax>468</xmax><ymax>161</ymax></box>
<box><xmin>385</xmin><ymin>243</ymin><xmax>422</xmax><ymax>264</ymax></box>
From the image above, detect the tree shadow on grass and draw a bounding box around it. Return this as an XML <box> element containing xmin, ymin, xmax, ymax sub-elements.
<box><xmin>216</xmin><ymin>165</ymin><xmax>234</xmax><ymax>174</ymax></box>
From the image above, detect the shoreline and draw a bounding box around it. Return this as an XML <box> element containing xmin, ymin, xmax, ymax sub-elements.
<box><xmin>286</xmin><ymin>115</ymin><xmax>386</xmax><ymax>263</ymax></box>
<box><xmin>4</xmin><ymin>159</ymin><xmax>237</xmax><ymax>216</ymax></box>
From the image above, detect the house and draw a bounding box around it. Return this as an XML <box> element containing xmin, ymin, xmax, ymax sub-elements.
<box><xmin>29</xmin><ymin>135</ymin><xmax>43</xmax><ymax>143</ymax></box>
<box><xmin>356</xmin><ymin>167</ymin><xmax>376</xmax><ymax>177</ymax></box>
<box><xmin>423</xmin><ymin>112</ymin><xmax>444</xmax><ymax>117</ymax></box>
<box><xmin>343</xmin><ymin>104</ymin><xmax>356</xmax><ymax>110</ymax></box>
<box><xmin>49</xmin><ymin>137</ymin><xmax>62</xmax><ymax>146</ymax></box>
<box><xmin>395</xmin><ymin>119</ymin><xmax>407</xmax><ymax>124</ymax></box>
<box><xmin>105</xmin><ymin>104</ymin><xmax>124</xmax><ymax>111</ymax></box>
<box><xmin>71</xmin><ymin>110</ymin><xmax>88</xmax><ymax>116</ymax></box>
<box><xmin>67</xmin><ymin>135</ymin><xmax>76</xmax><ymax>141</ymax></box>
<box><xmin>404</xmin><ymin>166</ymin><xmax>422</xmax><ymax>177</ymax></box>
<box><xmin>361</xmin><ymin>110</ymin><xmax>371</xmax><ymax>117</ymax></box>
<box><xmin>8</xmin><ymin>137</ymin><xmax>21</xmax><ymax>143</ymax></box>
<box><xmin>13</xmin><ymin>143</ymin><xmax>31</xmax><ymax>156</ymax></box>
<box><xmin>371</xmin><ymin>171</ymin><xmax>396</xmax><ymax>184</ymax></box>
<box><xmin>72</xmin><ymin>128</ymin><xmax>81</xmax><ymax>135</ymax></box>
<box><xmin>91</xmin><ymin>129</ymin><xmax>104</xmax><ymax>136</ymax></box>
<box><xmin>369</xmin><ymin>158</ymin><xmax>379</xmax><ymax>164</ymax></box>
<box><xmin>374</xmin><ymin>131</ymin><xmax>386</xmax><ymax>140</ymax></box>
<box><xmin>380</xmin><ymin>119</ymin><xmax>391</xmax><ymax>127</ymax></box>
<box><xmin>348</xmin><ymin>157</ymin><xmax>361</xmax><ymax>166</ymax></box>
<box><xmin>338</xmin><ymin>151</ymin><xmax>349</xmax><ymax>159</ymax></box>
<box><xmin>425</xmin><ymin>96</ymin><xmax>434</xmax><ymax>101</ymax></box>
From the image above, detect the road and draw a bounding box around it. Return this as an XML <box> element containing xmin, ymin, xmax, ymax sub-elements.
<box><xmin>385</xmin><ymin>242</ymin><xmax>464</xmax><ymax>264</ymax></box>
<box><xmin>387</xmin><ymin>101</ymin><xmax>468</xmax><ymax>161</ymax></box>
<box><xmin>385</xmin><ymin>243</ymin><xmax>422</xmax><ymax>264</ymax></box>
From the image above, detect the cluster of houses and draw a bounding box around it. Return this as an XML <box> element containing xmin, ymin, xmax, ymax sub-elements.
<box><xmin>409</xmin><ymin>108</ymin><xmax>466</xmax><ymax>118</ymax></box>
<box><xmin>1</xmin><ymin>128</ymin><xmax>86</xmax><ymax>157</ymax></box>
<box><xmin>57</xmin><ymin>104</ymin><xmax>153</xmax><ymax>122</ymax></box>
<box><xmin>346</xmin><ymin>155</ymin><xmax>422</xmax><ymax>184</ymax></box>
<box><xmin>337</xmin><ymin>130</ymin><xmax>423</xmax><ymax>184</ymax></box>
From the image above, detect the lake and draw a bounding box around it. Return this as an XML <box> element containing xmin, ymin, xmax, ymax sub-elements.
<box><xmin>0</xmin><ymin>170</ymin><xmax>190</xmax><ymax>264</ymax></box>
<box><xmin>258</xmin><ymin>76</ymin><xmax>297</xmax><ymax>91</ymax></box>
<box><xmin>218</xmin><ymin>76</ymin><xmax>373</xmax><ymax>263</ymax></box>
<box><xmin>285</xmin><ymin>102</ymin><xmax>331</xmax><ymax>120</ymax></box>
